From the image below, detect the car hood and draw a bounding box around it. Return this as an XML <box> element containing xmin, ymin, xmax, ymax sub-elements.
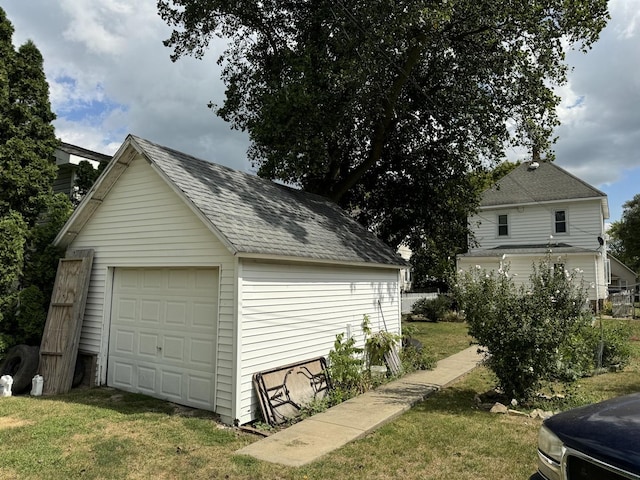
<box><xmin>544</xmin><ymin>393</ymin><xmax>640</xmax><ymax>473</ymax></box>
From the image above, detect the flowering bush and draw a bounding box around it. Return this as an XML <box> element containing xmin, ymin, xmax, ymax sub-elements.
<box><xmin>452</xmin><ymin>259</ymin><xmax>592</xmax><ymax>401</ymax></box>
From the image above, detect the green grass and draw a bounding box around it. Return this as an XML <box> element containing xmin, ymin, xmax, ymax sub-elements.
<box><xmin>403</xmin><ymin>319</ymin><xmax>474</xmax><ymax>361</ymax></box>
<box><xmin>0</xmin><ymin>318</ymin><xmax>638</xmax><ymax>479</ymax></box>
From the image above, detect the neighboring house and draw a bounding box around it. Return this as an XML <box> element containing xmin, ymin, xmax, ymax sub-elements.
<box><xmin>53</xmin><ymin>142</ymin><xmax>111</xmax><ymax>198</ymax></box>
<box><xmin>457</xmin><ymin>160</ymin><xmax>609</xmax><ymax>306</ymax></box>
<box><xmin>397</xmin><ymin>244</ymin><xmax>412</xmax><ymax>292</ymax></box>
<box><xmin>53</xmin><ymin>134</ymin><xmax>405</xmax><ymax>425</ymax></box>
<box><xmin>608</xmin><ymin>254</ymin><xmax>637</xmax><ymax>294</ymax></box>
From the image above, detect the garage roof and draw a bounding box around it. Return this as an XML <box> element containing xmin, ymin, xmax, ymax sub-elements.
<box><xmin>55</xmin><ymin>135</ymin><xmax>405</xmax><ymax>268</ymax></box>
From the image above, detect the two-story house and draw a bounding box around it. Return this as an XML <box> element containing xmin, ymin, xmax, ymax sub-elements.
<box><xmin>53</xmin><ymin>142</ymin><xmax>111</xmax><ymax>198</ymax></box>
<box><xmin>457</xmin><ymin>160</ymin><xmax>609</xmax><ymax>307</ymax></box>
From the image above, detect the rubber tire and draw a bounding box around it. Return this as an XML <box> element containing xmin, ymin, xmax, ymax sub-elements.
<box><xmin>402</xmin><ymin>337</ymin><xmax>423</xmax><ymax>353</ymax></box>
<box><xmin>0</xmin><ymin>345</ymin><xmax>40</xmax><ymax>394</ymax></box>
<box><xmin>72</xmin><ymin>356</ymin><xmax>85</xmax><ymax>388</ymax></box>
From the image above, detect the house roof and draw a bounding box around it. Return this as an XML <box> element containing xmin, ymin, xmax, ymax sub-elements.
<box><xmin>58</xmin><ymin>142</ymin><xmax>112</xmax><ymax>164</ymax></box>
<box><xmin>481</xmin><ymin>161</ymin><xmax>609</xmax><ymax>218</ymax></box>
<box><xmin>608</xmin><ymin>254</ymin><xmax>637</xmax><ymax>277</ymax></box>
<box><xmin>55</xmin><ymin>135</ymin><xmax>405</xmax><ymax>268</ymax></box>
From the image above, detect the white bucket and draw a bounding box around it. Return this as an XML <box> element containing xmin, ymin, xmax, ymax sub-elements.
<box><xmin>31</xmin><ymin>375</ymin><xmax>43</xmax><ymax>396</ymax></box>
<box><xmin>0</xmin><ymin>375</ymin><xmax>13</xmax><ymax>397</ymax></box>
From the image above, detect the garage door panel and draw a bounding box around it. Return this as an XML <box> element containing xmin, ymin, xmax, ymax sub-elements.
<box><xmin>112</xmin><ymin>361</ymin><xmax>134</xmax><ymax>388</ymax></box>
<box><xmin>160</xmin><ymin>370</ymin><xmax>183</xmax><ymax>398</ymax></box>
<box><xmin>166</xmin><ymin>301</ymin><xmax>187</xmax><ymax>325</ymax></box>
<box><xmin>114</xmin><ymin>329</ymin><xmax>135</xmax><ymax>354</ymax></box>
<box><xmin>188</xmin><ymin>375</ymin><xmax>213</xmax><ymax>405</ymax></box>
<box><xmin>162</xmin><ymin>335</ymin><xmax>185</xmax><ymax>361</ymax></box>
<box><xmin>117</xmin><ymin>299</ymin><xmax>137</xmax><ymax>321</ymax></box>
<box><xmin>193</xmin><ymin>303</ymin><xmax>216</xmax><ymax>327</ymax></box>
<box><xmin>138</xmin><ymin>333</ymin><xmax>158</xmax><ymax>357</ymax></box>
<box><xmin>108</xmin><ymin>267</ymin><xmax>218</xmax><ymax>411</ymax></box>
<box><xmin>141</xmin><ymin>300</ymin><xmax>161</xmax><ymax>323</ymax></box>
<box><xmin>138</xmin><ymin>366</ymin><xmax>157</xmax><ymax>392</ymax></box>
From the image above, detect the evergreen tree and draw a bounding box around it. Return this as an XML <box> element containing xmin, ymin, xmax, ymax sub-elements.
<box><xmin>0</xmin><ymin>7</ymin><xmax>69</xmax><ymax>352</ymax></box>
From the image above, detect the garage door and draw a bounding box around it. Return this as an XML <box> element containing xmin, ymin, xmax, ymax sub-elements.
<box><xmin>107</xmin><ymin>267</ymin><xmax>218</xmax><ymax>410</ymax></box>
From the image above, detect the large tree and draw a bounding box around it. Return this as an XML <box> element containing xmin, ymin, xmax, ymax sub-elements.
<box><xmin>158</xmin><ymin>0</ymin><xmax>608</xmax><ymax>269</ymax></box>
<box><xmin>609</xmin><ymin>194</ymin><xmax>640</xmax><ymax>274</ymax></box>
<box><xmin>0</xmin><ymin>7</ymin><xmax>69</xmax><ymax>352</ymax></box>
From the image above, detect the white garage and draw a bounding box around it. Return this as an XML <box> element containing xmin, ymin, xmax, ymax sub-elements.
<box><xmin>108</xmin><ymin>267</ymin><xmax>219</xmax><ymax>410</ymax></box>
<box><xmin>54</xmin><ymin>135</ymin><xmax>405</xmax><ymax>425</ymax></box>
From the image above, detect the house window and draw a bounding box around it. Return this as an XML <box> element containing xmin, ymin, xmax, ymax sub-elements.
<box><xmin>498</xmin><ymin>214</ymin><xmax>509</xmax><ymax>236</ymax></box>
<box><xmin>554</xmin><ymin>210</ymin><xmax>567</xmax><ymax>234</ymax></box>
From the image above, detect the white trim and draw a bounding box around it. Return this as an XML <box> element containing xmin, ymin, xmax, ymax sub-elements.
<box><xmin>480</xmin><ymin>196</ymin><xmax>605</xmax><ymax>211</ymax></box>
<box><xmin>232</xmin><ymin>257</ymin><xmax>243</xmax><ymax>425</ymax></box>
<box><xmin>99</xmin><ymin>266</ymin><xmax>115</xmax><ymax>385</ymax></box>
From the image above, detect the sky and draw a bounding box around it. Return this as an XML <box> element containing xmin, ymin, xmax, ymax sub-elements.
<box><xmin>3</xmin><ymin>0</ymin><xmax>639</xmax><ymax>223</ymax></box>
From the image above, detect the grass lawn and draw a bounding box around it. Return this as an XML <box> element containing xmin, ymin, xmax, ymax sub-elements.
<box><xmin>0</xmin><ymin>318</ymin><xmax>638</xmax><ymax>479</ymax></box>
<box><xmin>403</xmin><ymin>319</ymin><xmax>474</xmax><ymax>361</ymax></box>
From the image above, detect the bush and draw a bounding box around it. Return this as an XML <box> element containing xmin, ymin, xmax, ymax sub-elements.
<box><xmin>411</xmin><ymin>295</ymin><xmax>453</xmax><ymax>322</ymax></box>
<box><xmin>400</xmin><ymin>343</ymin><xmax>436</xmax><ymax>373</ymax></box>
<box><xmin>326</xmin><ymin>332</ymin><xmax>368</xmax><ymax>402</ymax></box>
<box><xmin>453</xmin><ymin>260</ymin><xmax>592</xmax><ymax>401</ymax></box>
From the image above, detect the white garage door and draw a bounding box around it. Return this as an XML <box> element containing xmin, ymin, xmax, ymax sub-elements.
<box><xmin>107</xmin><ymin>267</ymin><xmax>218</xmax><ymax>410</ymax></box>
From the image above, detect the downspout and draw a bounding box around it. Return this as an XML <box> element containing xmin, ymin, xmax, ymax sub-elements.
<box><xmin>594</xmin><ymin>255</ymin><xmax>599</xmax><ymax>314</ymax></box>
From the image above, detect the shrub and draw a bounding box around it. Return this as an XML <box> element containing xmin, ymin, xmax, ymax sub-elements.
<box><xmin>411</xmin><ymin>295</ymin><xmax>453</xmax><ymax>322</ymax></box>
<box><xmin>326</xmin><ymin>332</ymin><xmax>368</xmax><ymax>402</ymax></box>
<box><xmin>400</xmin><ymin>343</ymin><xmax>436</xmax><ymax>373</ymax></box>
<box><xmin>452</xmin><ymin>259</ymin><xmax>592</xmax><ymax>401</ymax></box>
<box><xmin>362</xmin><ymin>314</ymin><xmax>400</xmax><ymax>367</ymax></box>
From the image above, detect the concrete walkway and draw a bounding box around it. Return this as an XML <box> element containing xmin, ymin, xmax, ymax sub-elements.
<box><xmin>235</xmin><ymin>345</ymin><xmax>483</xmax><ymax>467</ymax></box>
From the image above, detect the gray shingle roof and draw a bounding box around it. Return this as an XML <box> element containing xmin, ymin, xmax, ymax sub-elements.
<box><xmin>131</xmin><ymin>136</ymin><xmax>403</xmax><ymax>267</ymax></box>
<box><xmin>59</xmin><ymin>142</ymin><xmax>112</xmax><ymax>164</ymax></box>
<box><xmin>481</xmin><ymin>161</ymin><xmax>607</xmax><ymax>207</ymax></box>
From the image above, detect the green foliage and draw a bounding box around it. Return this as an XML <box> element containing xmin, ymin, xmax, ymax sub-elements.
<box><xmin>453</xmin><ymin>260</ymin><xmax>592</xmax><ymax>401</ymax></box>
<box><xmin>13</xmin><ymin>285</ymin><xmax>47</xmax><ymax>345</ymax></box>
<box><xmin>362</xmin><ymin>314</ymin><xmax>400</xmax><ymax>367</ymax></box>
<box><xmin>411</xmin><ymin>295</ymin><xmax>454</xmax><ymax>322</ymax></box>
<box><xmin>608</xmin><ymin>193</ymin><xmax>640</xmax><ymax>273</ymax></box>
<box><xmin>399</xmin><ymin>343</ymin><xmax>436</xmax><ymax>373</ymax></box>
<box><xmin>326</xmin><ymin>332</ymin><xmax>367</xmax><ymax>402</ymax></box>
<box><xmin>73</xmin><ymin>160</ymin><xmax>106</xmax><ymax>206</ymax></box>
<box><xmin>0</xmin><ymin>8</ymin><xmax>61</xmax><ymax>353</ymax></box>
<box><xmin>159</xmin><ymin>0</ymin><xmax>609</xmax><ymax>287</ymax></box>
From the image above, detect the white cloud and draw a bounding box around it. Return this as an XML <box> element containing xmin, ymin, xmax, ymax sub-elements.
<box><xmin>2</xmin><ymin>0</ymin><xmax>639</xmax><ymax>218</ymax></box>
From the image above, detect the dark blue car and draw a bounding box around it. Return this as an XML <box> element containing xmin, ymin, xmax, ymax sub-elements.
<box><xmin>536</xmin><ymin>392</ymin><xmax>640</xmax><ymax>479</ymax></box>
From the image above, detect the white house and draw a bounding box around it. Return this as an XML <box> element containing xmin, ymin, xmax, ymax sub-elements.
<box><xmin>457</xmin><ymin>160</ymin><xmax>609</xmax><ymax>306</ymax></box>
<box><xmin>53</xmin><ymin>134</ymin><xmax>405</xmax><ymax>425</ymax></box>
<box><xmin>53</xmin><ymin>142</ymin><xmax>111</xmax><ymax>198</ymax></box>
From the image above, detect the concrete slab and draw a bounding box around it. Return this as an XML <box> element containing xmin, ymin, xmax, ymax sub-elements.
<box><xmin>234</xmin><ymin>345</ymin><xmax>483</xmax><ymax>467</ymax></box>
<box><xmin>235</xmin><ymin>418</ymin><xmax>364</xmax><ymax>467</ymax></box>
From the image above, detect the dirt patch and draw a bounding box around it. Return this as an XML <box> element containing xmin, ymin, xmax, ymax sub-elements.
<box><xmin>0</xmin><ymin>416</ymin><xmax>32</xmax><ymax>430</ymax></box>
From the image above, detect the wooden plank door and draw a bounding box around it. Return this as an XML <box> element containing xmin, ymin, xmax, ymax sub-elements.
<box><xmin>38</xmin><ymin>249</ymin><xmax>94</xmax><ymax>395</ymax></box>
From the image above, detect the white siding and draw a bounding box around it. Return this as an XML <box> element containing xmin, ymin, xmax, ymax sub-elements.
<box><xmin>237</xmin><ymin>260</ymin><xmax>401</xmax><ymax>425</ymax></box>
<box><xmin>67</xmin><ymin>155</ymin><xmax>236</xmax><ymax>423</ymax></box>
<box><xmin>458</xmin><ymin>253</ymin><xmax>606</xmax><ymax>301</ymax></box>
<box><xmin>470</xmin><ymin>200</ymin><xmax>605</xmax><ymax>250</ymax></box>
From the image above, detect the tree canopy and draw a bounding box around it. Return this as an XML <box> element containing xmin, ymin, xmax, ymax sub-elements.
<box><xmin>159</xmin><ymin>0</ymin><xmax>609</xmax><ymax>283</ymax></box>
<box><xmin>0</xmin><ymin>7</ymin><xmax>69</xmax><ymax>352</ymax></box>
<box><xmin>609</xmin><ymin>193</ymin><xmax>640</xmax><ymax>274</ymax></box>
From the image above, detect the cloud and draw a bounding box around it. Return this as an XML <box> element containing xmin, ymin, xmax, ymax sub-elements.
<box><xmin>4</xmin><ymin>0</ymin><xmax>251</xmax><ymax>170</ymax></box>
<box><xmin>552</xmin><ymin>0</ymin><xmax>640</xmax><ymax>187</ymax></box>
<box><xmin>3</xmin><ymin>0</ymin><xmax>639</xmax><ymax>219</ymax></box>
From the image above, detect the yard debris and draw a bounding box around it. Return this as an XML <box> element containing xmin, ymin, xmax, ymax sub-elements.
<box><xmin>490</xmin><ymin>402</ymin><xmax>508</xmax><ymax>414</ymax></box>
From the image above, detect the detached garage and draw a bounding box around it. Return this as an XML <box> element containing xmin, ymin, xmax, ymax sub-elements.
<box><xmin>54</xmin><ymin>135</ymin><xmax>404</xmax><ymax>425</ymax></box>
